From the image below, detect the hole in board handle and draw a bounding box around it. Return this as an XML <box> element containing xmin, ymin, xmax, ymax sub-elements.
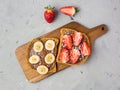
<box><xmin>101</xmin><ymin>27</ymin><xmax>104</xmax><ymax>31</ymax></box>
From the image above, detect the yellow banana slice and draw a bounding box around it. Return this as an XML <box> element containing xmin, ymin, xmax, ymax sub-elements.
<box><xmin>45</xmin><ymin>40</ymin><xmax>55</xmax><ymax>50</ymax></box>
<box><xmin>45</xmin><ymin>53</ymin><xmax>55</xmax><ymax>64</ymax></box>
<box><xmin>29</xmin><ymin>55</ymin><xmax>40</xmax><ymax>64</ymax></box>
<box><xmin>33</xmin><ymin>41</ymin><xmax>43</xmax><ymax>52</ymax></box>
<box><xmin>37</xmin><ymin>65</ymin><xmax>48</xmax><ymax>75</ymax></box>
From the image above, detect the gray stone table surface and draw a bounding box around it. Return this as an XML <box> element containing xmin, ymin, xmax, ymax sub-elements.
<box><xmin>0</xmin><ymin>0</ymin><xmax>120</xmax><ymax>90</ymax></box>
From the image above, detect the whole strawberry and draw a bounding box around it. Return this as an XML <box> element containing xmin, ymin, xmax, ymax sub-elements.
<box><xmin>44</xmin><ymin>5</ymin><xmax>55</xmax><ymax>23</ymax></box>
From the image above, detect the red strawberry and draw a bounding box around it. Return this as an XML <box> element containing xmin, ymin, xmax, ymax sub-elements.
<box><xmin>70</xmin><ymin>48</ymin><xmax>80</xmax><ymax>64</ymax></box>
<box><xmin>60</xmin><ymin>6</ymin><xmax>79</xmax><ymax>16</ymax></box>
<box><xmin>44</xmin><ymin>6</ymin><xmax>55</xmax><ymax>23</ymax></box>
<box><xmin>73</xmin><ymin>31</ymin><xmax>83</xmax><ymax>46</ymax></box>
<box><xmin>59</xmin><ymin>48</ymin><xmax>69</xmax><ymax>63</ymax></box>
<box><xmin>81</xmin><ymin>42</ymin><xmax>91</xmax><ymax>56</ymax></box>
<box><xmin>62</xmin><ymin>34</ymin><xmax>72</xmax><ymax>50</ymax></box>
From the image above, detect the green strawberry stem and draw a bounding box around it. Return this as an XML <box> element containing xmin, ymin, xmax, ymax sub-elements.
<box><xmin>75</xmin><ymin>7</ymin><xmax>79</xmax><ymax>13</ymax></box>
<box><xmin>70</xmin><ymin>16</ymin><xmax>74</xmax><ymax>20</ymax></box>
<box><xmin>73</xmin><ymin>7</ymin><xmax>79</xmax><ymax>17</ymax></box>
<box><xmin>45</xmin><ymin>5</ymin><xmax>55</xmax><ymax>10</ymax></box>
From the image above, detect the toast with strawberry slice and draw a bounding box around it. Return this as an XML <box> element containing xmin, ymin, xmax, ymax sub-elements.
<box><xmin>56</xmin><ymin>28</ymin><xmax>91</xmax><ymax>65</ymax></box>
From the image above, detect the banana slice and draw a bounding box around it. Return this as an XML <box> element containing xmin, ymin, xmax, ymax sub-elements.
<box><xmin>29</xmin><ymin>55</ymin><xmax>40</xmax><ymax>64</ymax></box>
<box><xmin>37</xmin><ymin>65</ymin><xmax>48</xmax><ymax>75</ymax></box>
<box><xmin>45</xmin><ymin>40</ymin><xmax>55</xmax><ymax>50</ymax></box>
<box><xmin>33</xmin><ymin>41</ymin><xmax>43</xmax><ymax>52</ymax></box>
<box><xmin>45</xmin><ymin>53</ymin><xmax>55</xmax><ymax>64</ymax></box>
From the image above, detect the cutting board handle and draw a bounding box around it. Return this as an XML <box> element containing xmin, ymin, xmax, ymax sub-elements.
<box><xmin>88</xmin><ymin>24</ymin><xmax>108</xmax><ymax>42</ymax></box>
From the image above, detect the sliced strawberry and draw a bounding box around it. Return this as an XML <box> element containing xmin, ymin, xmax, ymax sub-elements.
<box><xmin>81</xmin><ymin>42</ymin><xmax>91</xmax><ymax>56</ymax></box>
<box><xmin>59</xmin><ymin>48</ymin><xmax>69</xmax><ymax>63</ymax></box>
<box><xmin>62</xmin><ymin>34</ymin><xmax>72</xmax><ymax>50</ymax></box>
<box><xmin>73</xmin><ymin>31</ymin><xmax>83</xmax><ymax>46</ymax></box>
<box><xmin>70</xmin><ymin>48</ymin><xmax>80</xmax><ymax>64</ymax></box>
<box><xmin>60</xmin><ymin>6</ymin><xmax>78</xmax><ymax>16</ymax></box>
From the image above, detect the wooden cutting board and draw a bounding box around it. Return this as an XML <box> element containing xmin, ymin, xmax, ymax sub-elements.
<box><xmin>15</xmin><ymin>22</ymin><xmax>108</xmax><ymax>83</ymax></box>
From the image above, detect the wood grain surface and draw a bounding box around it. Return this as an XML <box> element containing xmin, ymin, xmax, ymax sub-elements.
<box><xmin>15</xmin><ymin>22</ymin><xmax>108</xmax><ymax>83</ymax></box>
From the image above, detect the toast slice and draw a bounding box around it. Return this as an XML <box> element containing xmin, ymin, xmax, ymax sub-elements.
<box><xmin>26</xmin><ymin>37</ymin><xmax>59</xmax><ymax>74</ymax></box>
<box><xmin>56</xmin><ymin>28</ymin><xmax>91</xmax><ymax>65</ymax></box>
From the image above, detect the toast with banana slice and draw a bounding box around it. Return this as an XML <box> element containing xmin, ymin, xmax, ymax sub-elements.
<box><xmin>56</xmin><ymin>28</ymin><xmax>91</xmax><ymax>65</ymax></box>
<box><xmin>26</xmin><ymin>38</ymin><xmax>59</xmax><ymax>75</ymax></box>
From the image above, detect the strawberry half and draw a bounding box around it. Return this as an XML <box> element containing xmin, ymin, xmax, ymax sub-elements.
<box><xmin>44</xmin><ymin>6</ymin><xmax>55</xmax><ymax>23</ymax></box>
<box><xmin>62</xmin><ymin>34</ymin><xmax>72</xmax><ymax>50</ymax></box>
<box><xmin>81</xmin><ymin>42</ymin><xmax>91</xmax><ymax>56</ymax></box>
<box><xmin>73</xmin><ymin>31</ymin><xmax>83</xmax><ymax>46</ymax></box>
<box><xmin>60</xmin><ymin>6</ymin><xmax>78</xmax><ymax>16</ymax></box>
<box><xmin>70</xmin><ymin>48</ymin><xmax>80</xmax><ymax>64</ymax></box>
<box><xmin>59</xmin><ymin>48</ymin><xmax>69</xmax><ymax>63</ymax></box>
